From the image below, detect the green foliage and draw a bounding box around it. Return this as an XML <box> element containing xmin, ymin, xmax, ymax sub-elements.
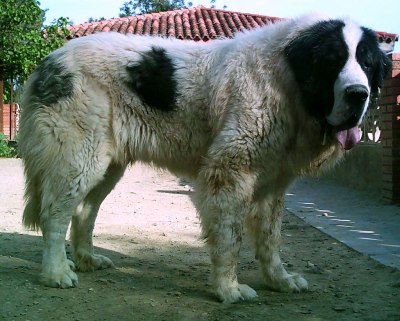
<box><xmin>0</xmin><ymin>133</ymin><xmax>18</xmax><ymax>157</ymax></box>
<box><xmin>87</xmin><ymin>17</ymin><xmax>107</xmax><ymax>23</ymax></box>
<box><xmin>0</xmin><ymin>0</ymin><xmax>70</xmax><ymax>103</ymax></box>
<box><xmin>209</xmin><ymin>0</ymin><xmax>227</xmax><ymax>9</ymax></box>
<box><xmin>119</xmin><ymin>0</ymin><xmax>226</xmax><ymax>17</ymax></box>
<box><xmin>119</xmin><ymin>0</ymin><xmax>192</xmax><ymax>16</ymax></box>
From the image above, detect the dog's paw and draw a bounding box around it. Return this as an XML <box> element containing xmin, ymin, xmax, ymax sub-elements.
<box><xmin>216</xmin><ymin>283</ymin><xmax>258</xmax><ymax>303</ymax></box>
<box><xmin>41</xmin><ymin>259</ymin><xmax>79</xmax><ymax>288</ymax></box>
<box><xmin>267</xmin><ymin>273</ymin><xmax>308</xmax><ymax>292</ymax></box>
<box><xmin>75</xmin><ymin>253</ymin><xmax>114</xmax><ymax>272</ymax></box>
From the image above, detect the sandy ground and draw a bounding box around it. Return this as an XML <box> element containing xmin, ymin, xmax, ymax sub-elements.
<box><xmin>1</xmin><ymin>158</ymin><xmax>399</xmax><ymax>321</ymax></box>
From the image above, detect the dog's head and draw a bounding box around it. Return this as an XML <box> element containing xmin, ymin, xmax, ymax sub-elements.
<box><xmin>284</xmin><ymin>18</ymin><xmax>392</xmax><ymax>150</ymax></box>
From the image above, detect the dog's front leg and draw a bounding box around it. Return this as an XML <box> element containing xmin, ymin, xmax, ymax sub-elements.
<box><xmin>246</xmin><ymin>195</ymin><xmax>308</xmax><ymax>292</ymax></box>
<box><xmin>195</xmin><ymin>165</ymin><xmax>258</xmax><ymax>303</ymax></box>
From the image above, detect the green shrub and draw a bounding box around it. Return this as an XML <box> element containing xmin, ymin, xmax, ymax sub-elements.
<box><xmin>0</xmin><ymin>133</ymin><xmax>18</xmax><ymax>158</ymax></box>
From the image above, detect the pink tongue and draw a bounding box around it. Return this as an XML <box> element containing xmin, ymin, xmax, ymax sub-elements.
<box><xmin>335</xmin><ymin>127</ymin><xmax>361</xmax><ymax>150</ymax></box>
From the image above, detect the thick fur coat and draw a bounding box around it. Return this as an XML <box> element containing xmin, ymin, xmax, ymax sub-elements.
<box><xmin>19</xmin><ymin>14</ymin><xmax>391</xmax><ymax>303</ymax></box>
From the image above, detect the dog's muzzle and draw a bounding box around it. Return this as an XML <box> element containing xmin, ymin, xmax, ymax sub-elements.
<box><xmin>335</xmin><ymin>84</ymin><xmax>369</xmax><ymax>130</ymax></box>
<box><xmin>345</xmin><ymin>84</ymin><xmax>369</xmax><ymax>116</ymax></box>
<box><xmin>326</xmin><ymin>84</ymin><xmax>370</xmax><ymax>150</ymax></box>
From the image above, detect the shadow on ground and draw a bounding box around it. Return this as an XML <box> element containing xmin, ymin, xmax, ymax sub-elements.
<box><xmin>1</xmin><ymin>212</ymin><xmax>400</xmax><ymax>321</ymax></box>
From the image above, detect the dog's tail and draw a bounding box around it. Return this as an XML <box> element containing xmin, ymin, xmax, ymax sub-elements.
<box><xmin>19</xmin><ymin>73</ymin><xmax>46</xmax><ymax>231</ymax></box>
<box><xmin>22</xmin><ymin>170</ymin><xmax>42</xmax><ymax>231</ymax></box>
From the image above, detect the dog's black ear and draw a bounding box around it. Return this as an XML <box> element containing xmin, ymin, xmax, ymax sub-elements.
<box><xmin>284</xmin><ymin>29</ymin><xmax>316</xmax><ymax>89</ymax></box>
<box><xmin>360</xmin><ymin>27</ymin><xmax>393</xmax><ymax>95</ymax></box>
<box><xmin>284</xmin><ymin>20</ymin><xmax>348</xmax><ymax>120</ymax></box>
<box><xmin>284</xmin><ymin>20</ymin><xmax>347</xmax><ymax>87</ymax></box>
<box><xmin>371</xmin><ymin>50</ymin><xmax>392</xmax><ymax>95</ymax></box>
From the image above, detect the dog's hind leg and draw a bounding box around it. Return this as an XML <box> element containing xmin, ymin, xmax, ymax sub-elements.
<box><xmin>37</xmin><ymin>154</ymin><xmax>116</xmax><ymax>288</ymax></box>
<box><xmin>39</xmin><ymin>190</ymin><xmax>84</xmax><ymax>288</ymax></box>
<box><xmin>70</xmin><ymin>164</ymin><xmax>126</xmax><ymax>272</ymax></box>
<box><xmin>41</xmin><ymin>217</ymin><xmax>78</xmax><ymax>288</ymax></box>
<box><xmin>246</xmin><ymin>195</ymin><xmax>308</xmax><ymax>293</ymax></box>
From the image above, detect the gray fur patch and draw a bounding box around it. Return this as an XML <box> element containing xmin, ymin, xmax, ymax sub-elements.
<box><xmin>30</xmin><ymin>55</ymin><xmax>74</xmax><ymax>105</ymax></box>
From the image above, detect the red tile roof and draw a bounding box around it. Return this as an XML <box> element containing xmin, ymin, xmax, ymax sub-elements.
<box><xmin>67</xmin><ymin>6</ymin><xmax>398</xmax><ymax>50</ymax></box>
<box><xmin>68</xmin><ymin>6</ymin><xmax>279</xmax><ymax>40</ymax></box>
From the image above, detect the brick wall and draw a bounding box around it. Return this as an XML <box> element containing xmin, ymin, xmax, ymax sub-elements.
<box><xmin>0</xmin><ymin>104</ymin><xmax>17</xmax><ymax>140</ymax></box>
<box><xmin>381</xmin><ymin>53</ymin><xmax>400</xmax><ymax>203</ymax></box>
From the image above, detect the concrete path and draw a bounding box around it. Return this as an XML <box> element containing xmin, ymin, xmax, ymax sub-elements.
<box><xmin>286</xmin><ymin>178</ymin><xmax>400</xmax><ymax>269</ymax></box>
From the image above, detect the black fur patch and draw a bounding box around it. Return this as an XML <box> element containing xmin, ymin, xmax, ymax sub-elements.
<box><xmin>30</xmin><ymin>55</ymin><xmax>74</xmax><ymax>106</ymax></box>
<box><xmin>284</xmin><ymin>20</ymin><xmax>348</xmax><ymax>121</ymax></box>
<box><xmin>357</xmin><ymin>28</ymin><xmax>392</xmax><ymax>95</ymax></box>
<box><xmin>126</xmin><ymin>46</ymin><xmax>178</xmax><ymax>112</ymax></box>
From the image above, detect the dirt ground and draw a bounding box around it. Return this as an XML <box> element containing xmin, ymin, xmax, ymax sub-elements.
<box><xmin>1</xmin><ymin>158</ymin><xmax>399</xmax><ymax>321</ymax></box>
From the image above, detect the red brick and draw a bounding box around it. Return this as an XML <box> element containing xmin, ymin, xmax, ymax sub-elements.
<box><xmin>380</xmin><ymin>95</ymin><xmax>397</xmax><ymax>104</ymax></box>
<box><xmin>381</xmin><ymin>122</ymin><xmax>393</xmax><ymax>132</ymax></box>
<box><xmin>384</xmin><ymin>78</ymin><xmax>400</xmax><ymax>87</ymax></box>
<box><xmin>392</xmin><ymin>70</ymin><xmax>400</xmax><ymax>78</ymax></box>
<box><xmin>381</xmin><ymin>113</ymin><xmax>396</xmax><ymax>122</ymax></box>
<box><xmin>385</xmin><ymin>87</ymin><xmax>400</xmax><ymax>95</ymax></box>
<box><xmin>386</xmin><ymin>105</ymin><xmax>400</xmax><ymax>113</ymax></box>
<box><xmin>380</xmin><ymin>105</ymin><xmax>390</xmax><ymax>113</ymax></box>
<box><xmin>1</xmin><ymin>104</ymin><xmax>17</xmax><ymax>140</ymax></box>
<box><xmin>392</xmin><ymin>63</ymin><xmax>400</xmax><ymax>68</ymax></box>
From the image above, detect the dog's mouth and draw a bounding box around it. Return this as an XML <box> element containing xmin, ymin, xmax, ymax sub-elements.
<box><xmin>333</xmin><ymin>113</ymin><xmax>362</xmax><ymax>150</ymax></box>
<box><xmin>333</xmin><ymin>126</ymin><xmax>361</xmax><ymax>150</ymax></box>
<box><xmin>325</xmin><ymin>114</ymin><xmax>362</xmax><ymax>150</ymax></box>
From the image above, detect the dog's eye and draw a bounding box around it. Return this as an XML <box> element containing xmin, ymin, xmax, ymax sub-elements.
<box><xmin>363</xmin><ymin>61</ymin><xmax>371</xmax><ymax>70</ymax></box>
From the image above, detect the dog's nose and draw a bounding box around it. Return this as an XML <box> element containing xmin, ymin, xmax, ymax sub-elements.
<box><xmin>345</xmin><ymin>84</ymin><xmax>369</xmax><ymax>106</ymax></box>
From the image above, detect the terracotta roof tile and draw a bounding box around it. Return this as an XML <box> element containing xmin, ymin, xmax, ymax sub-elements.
<box><xmin>67</xmin><ymin>6</ymin><xmax>398</xmax><ymax>51</ymax></box>
<box><xmin>67</xmin><ymin>6</ymin><xmax>280</xmax><ymax>41</ymax></box>
<box><xmin>174</xmin><ymin>13</ymin><xmax>183</xmax><ymax>39</ymax></box>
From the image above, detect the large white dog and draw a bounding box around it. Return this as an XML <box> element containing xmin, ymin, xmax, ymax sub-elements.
<box><xmin>19</xmin><ymin>14</ymin><xmax>390</xmax><ymax>303</ymax></box>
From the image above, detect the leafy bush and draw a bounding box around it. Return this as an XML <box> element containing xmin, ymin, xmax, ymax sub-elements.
<box><xmin>0</xmin><ymin>133</ymin><xmax>18</xmax><ymax>157</ymax></box>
